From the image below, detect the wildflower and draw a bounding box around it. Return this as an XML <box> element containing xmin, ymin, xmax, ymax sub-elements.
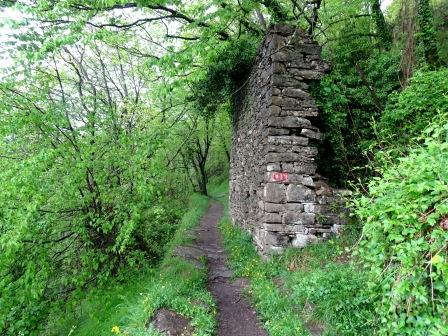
<box><xmin>111</xmin><ymin>326</ymin><xmax>120</xmax><ymax>334</ymax></box>
<box><xmin>431</xmin><ymin>254</ymin><xmax>443</xmax><ymax>265</ymax></box>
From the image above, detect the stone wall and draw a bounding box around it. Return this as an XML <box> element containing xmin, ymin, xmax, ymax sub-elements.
<box><xmin>230</xmin><ymin>24</ymin><xmax>347</xmax><ymax>255</ymax></box>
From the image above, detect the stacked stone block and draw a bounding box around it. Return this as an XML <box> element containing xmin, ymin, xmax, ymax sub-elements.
<box><xmin>230</xmin><ymin>24</ymin><xmax>347</xmax><ymax>255</ymax></box>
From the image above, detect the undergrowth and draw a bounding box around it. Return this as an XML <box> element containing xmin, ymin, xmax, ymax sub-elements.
<box><xmin>276</xmin><ymin>238</ymin><xmax>375</xmax><ymax>335</ymax></box>
<box><xmin>353</xmin><ymin>122</ymin><xmax>448</xmax><ymax>335</ymax></box>
<box><xmin>45</xmin><ymin>193</ymin><xmax>215</xmax><ymax>336</ymax></box>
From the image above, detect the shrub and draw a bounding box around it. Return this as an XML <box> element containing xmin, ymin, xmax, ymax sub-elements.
<box><xmin>378</xmin><ymin>67</ymin><xmax>448</xmax><ymax>146</ymax></box>
<box><xmin>353</xmin><ymin>122</ymin><xmax>448</xmax><ymax>335</ymax></box>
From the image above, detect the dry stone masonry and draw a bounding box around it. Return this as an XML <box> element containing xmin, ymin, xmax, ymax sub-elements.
<box><xmin>230</xmin><ymin>24</ymin><xmax>347</xmax><ymax>255</ymax></box>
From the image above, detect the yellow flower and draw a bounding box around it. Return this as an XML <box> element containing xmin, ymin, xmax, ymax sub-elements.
<box><xmin>431</xmin><ymin>254</ymin><xmax>444</xmax><ymax>265</ymax></box>
<box><xmin>111</xmin><ymin>326</ymin><xmax>120</xmax><ymax>334</ymax></box>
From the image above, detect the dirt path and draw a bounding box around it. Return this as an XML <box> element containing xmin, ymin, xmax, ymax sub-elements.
<box><xmin>196</xmin><ymin>201</ymin><xmax>267</xmax><ymax>336</ymax></box>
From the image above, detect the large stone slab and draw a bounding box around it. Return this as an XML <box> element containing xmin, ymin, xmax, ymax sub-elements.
<box><xmin>282</xmin><ymin>212</ymin><xmax>315</xmax><ymax>225</ymax></box>
<box><xmin>268</xmin><ymin>116</ymin><xmax>312</xmax><ymax>128</ymax></box>
<box><xmin>286</xmin><ymin>184</ymin><xmax>316</xmax><ymax>202</ymax></box>
<box><xmin>263</xmin><ymin>183</ymin><xmax>286</xmax><ymax>203</ymax></box>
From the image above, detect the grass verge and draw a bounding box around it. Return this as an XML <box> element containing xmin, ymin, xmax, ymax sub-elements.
<box><xmin>273</xmin><ymin>235</ymin><xmax>374</xmax><ymax>336</ymax></box>
<box><xmin>46</xmin><ymin>193</ymin><xmax>216</xmax><ymax>336</ymax></box>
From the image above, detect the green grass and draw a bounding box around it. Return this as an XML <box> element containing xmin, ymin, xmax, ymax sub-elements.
<box><xmin>275</xmin><ymin>237</ymin><xmax>375</xmax><ymax>336</ymax></box>
<box><xmin>208</xmin><ymin>179</ymin><xmax>229</xmax><ymax>201</ymax></box>
<box><xmin>216</xmin><ymin>184</ymin><xmax>374</xmax><ymax>336</ymax></box>
<box><xmin>45</xmin><ymin>193</ymin><xmax>216</xmax><ymax>336</ymax></box>
<box><xmin>46</xmin><ymin>179</ymin><xmax>374</xmax><ymax>336</ymax></box>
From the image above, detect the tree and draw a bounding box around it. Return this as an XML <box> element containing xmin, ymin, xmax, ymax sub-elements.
<box><xmin>182</xmin><ymin>115</ymin><xmax>213</xmax><ymax>196</ymax></box>
<box><xmin>0</xmin><ymin>32</ymin><xmax>189</xmax><ymax>333</ymax></box>
<box><xmin>371</xmin><ymin>0</ymin><xmax>392</xmax><ymax>48</ymax></box>
<box><xmin>416</xmin><ymin>0</ymin><xmax>441</xmax><ymax>68</ymax></box>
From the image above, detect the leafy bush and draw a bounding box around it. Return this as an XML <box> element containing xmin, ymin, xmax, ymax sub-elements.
<box><xmin>288</xmin><ymin>263</ymin><xmax>374</xmax><ymax>336</ymax></box>
<box><xmin>136</xmin><ymin>204</ymin><xmax>182</xmax><ymax>260</ymax></box>
<box><xmin>268</xmin><ymin>228</ymin><xmax>375</xmax><ymax>336</ymax></box>
<box><xmin>378</xmin><ymin>67</ymin><xmax>448</xmax><ymax>146</ymax></box>
<box><xmin>44</xmin><ymin>193</ymin><xmax>215</xmax><ymax>336</ymax></box>
<box><xmin>353</xmin><ymin>123</ymin><xmax>448</xmax><ymax>335</ymax></box>
<box><xmin>192</xmin><ymin>35</ymin><xmax>260</xmax><ymax>116</ymax></box>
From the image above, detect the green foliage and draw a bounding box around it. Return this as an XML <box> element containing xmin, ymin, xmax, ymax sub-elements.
<box><xmin>416</xmin><ymin>0</ymin><xmax>441</xmax><ymax>67</ymax></box>
<box><xmin>353</xmin><ymin>123</ymin><xmax>448</xmax><ymax>335</ymax></box>
<box><xmin>310</xmin><ymin>0</ymin><xmax>446</xmax><ymax>186</ymax></box>
<box><xmin>288</xmin><ymin>264</ymin><xmax>374</xmax><ymax>336</ymax></box>
<box><xmin>204</xmin><ymin>108</ymin><xmax>231</xmax><ymax>182</ymax></box>
<box><xmin>312</xmin><ymin>47</ymin><xmax>401</xmax><ymax>185</ymax></box>
<box><xmin>370</xmin><ymin>0</ymin><xmax>392</xmax><ymax>48</ymax></box>
<box><xmin>135</xmin><ymin>205</ymin><xmax>181</xmax><ymax>258</ymax></box>
<box><xmin>192</xmin><ymin>36</ymin><xmax>260</xmax><ymax>117</ymax></box>
<box><xmin>305</xmin><ymin>0</ymin><xmax>403</xmax><ymax>185</ymax></box>
<box><xmin>207</xmin><ymin>178</ymin><xmax>229</xmax><ymax>200</ymax></box>
<box><xmin>45</xmin><ymin>193</ymin><xmax>215</xmax><ymax>336</ymax></box>
<box><xmin>45</xmin><ymin>267</ymin><xmax>158</xmax><ymax>336</ymax></box>
<box><xmin>0</xmin><ymin>41</ymin><xmax>191</xmax><ymax>334</ymax></box>
<box><xmin>378</xmin><ymin>67</ymin><xmax>448</xmax><ymax>147</ymax></box>
<box><xmin>433</xmin><ymin>1</ymin><xmax>448</xmax><ymax>62</ymax></box>
<box><xmin>279</xmin><ymin>239</ymin><xmax>375</xmax><ymax>336</ymax></box>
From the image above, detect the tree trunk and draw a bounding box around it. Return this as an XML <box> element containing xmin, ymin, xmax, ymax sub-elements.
<box><xmin>397</xmin><ymin>1</ymin><xmax>417</xmax><ymax>86</ymax></box>
<box><xmin>416</xmin><ymin>0</ymin><xmax>440</xmax><ymax>68</ymax></box>
<box><xmin>307</xmin><ymin>0</ymin><xmax>322</xmax><ymax>36</ymax></box>
<box><xmin>371</xmin><ymin>0</ymin><xmax>392</xmax><ymax>49</ymax></box>
<box><xmin>354</xmin><ymin>62</ymin><xmax>384</xmax><ymax>111</ymax></box>
<box><xmin>198</xmin><ymin>161</ymin><xmax>208</xmax><ymax>196</ymax></box>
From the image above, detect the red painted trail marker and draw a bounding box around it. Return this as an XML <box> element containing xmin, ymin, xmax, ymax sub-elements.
<box><xmin>270</xmin><ymin>172</ymin><xmax>289</xmax><ymax>182</ymax></box>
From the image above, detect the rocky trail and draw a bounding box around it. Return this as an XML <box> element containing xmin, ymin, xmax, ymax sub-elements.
<box><xmin>198</xmin><ymin>202</ymin><xmax>267</xmax><ymax>336</ymax></box>
<box><xmin>171</xmin><ymin>201</ymin><xmax>267</xmax><ymax>336</ymax></box>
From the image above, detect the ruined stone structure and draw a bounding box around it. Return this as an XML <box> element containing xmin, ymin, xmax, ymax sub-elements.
<box><xmin>230</xmin><ymin>24</ymin><xmax>346</xmax><ymax>254</ymax></box>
